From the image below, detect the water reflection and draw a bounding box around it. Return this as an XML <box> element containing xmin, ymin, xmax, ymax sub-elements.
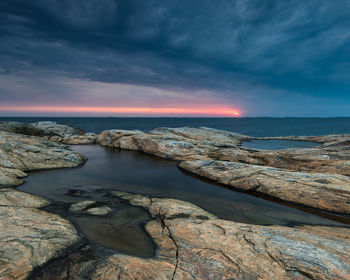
<box><xmin>20</xmin><ymin>145</ymin><xmax>348</xmax><ymax>227</ymax></box>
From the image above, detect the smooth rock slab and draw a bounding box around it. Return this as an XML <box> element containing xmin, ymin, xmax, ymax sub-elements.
<box><xmin>180</xmin><ymin>160</ymin><xmax>350</xmax><ymax>214</ymax></box>
<box><xmin>69</xmin><ymin>200</ymin><xmax>97</xmax><ymax>212</ymax></box>
<box><xmin>0</xmin><ymin>189</ymin><xmax>80</xmax><ymax>280</ymax></box>
<box><xmin>86</xmin><ymin>206</ymin><xmax>112</xmax><ymax>216</ymax></box>
<box><xmin>88</xmin><ymin>192</ymin><xmax>350</xmax><ymax>280</ymax></box>
<box><xmin>0</xmin><ymin>188</ymin><xmax>49</xmax><ymax>208</ymax></box>
<box><xmin>0</xmin><ymin>131</ymin><xmax>86</xmax><ymax>186</ymax></box>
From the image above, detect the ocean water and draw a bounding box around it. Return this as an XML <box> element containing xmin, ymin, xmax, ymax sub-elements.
<box><xmin>1</xmin><ymin>117</ymin><xmax>350</xmax><ymax>137</ymax></box>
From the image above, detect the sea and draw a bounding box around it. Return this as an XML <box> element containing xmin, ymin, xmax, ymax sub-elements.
<box><xmin>1</xmin><ymin>117</ymin><xmax>350</xmax><ymax>137</ymax></box>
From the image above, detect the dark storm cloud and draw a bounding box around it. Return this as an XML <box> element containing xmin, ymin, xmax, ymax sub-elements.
<box><xmin>0</xmin><ymin>0</ymin><xmax>350</xmax><ymax>115</ymax></box>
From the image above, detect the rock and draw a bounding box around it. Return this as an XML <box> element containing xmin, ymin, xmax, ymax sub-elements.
<box><xmin>149</xmin><ymin>126</ymin><xmax>247</xmax><ymax>145</ymax></box>
<box><xmin>69</xmin><ymin>200</ymin><xmax>112</xmax><ymax>216</ymax></box>
<box><xmin>0</xmin><ymin>189</ymin><xmax>80</xmax><ymax>280</ymax></box>
<box><xmin>67</xmin><ymin>192</ymin><xmax>350</xmax><ymax>280</ymax></box>
<box><xmin>30</xmin><ymin>121</ymin><xmax>84</xmax><ymax>137</ymax></box>
<box><xmin>0</xmin><ymin>188</ymin><xmax>49</xmax><ymax>207</ymax></box>
<box><xmin>60</xmin><ymin>133</ymin><xmax>97</xmax><ymax>145</ymax></box>
<box><xmin>0</xmin><ymin>131</ymin><xmax>86</xmax><ymax>186</ymax></box>
<box><xmin>98</xmin><ymin>128</ymin><xmax>244</xmax><ymax>161</ymax></box>
<box><xmin>98</xmin><ymin>127</ymin><xmax>350</xmax><ymax>175</ymax></box>
<box><xmin>65</xmin><ymin>189</ymin><xmax>90</xmax><ymax>198</ymax></box>
<box><xmin>86</xmin><ymin>206</ymin><xmax>112</xmax><ymax>216</ymax></box>
<box><xmin>243</xmin><ymin>145</ymin><xmax>350</xmax><ymax>176</ymax></box>
<box><xmin>69</xmin><ymin>200</ymin><xmax>97</xmax><ymax>212</ymax></box>
<box><xmin>0</xmin><ymin>121</ymin><xmax>96</xmax><ymax>145</ymax></box>
<box><xmin>111</xmin><ymin>191</ymin><xmax>217</xmax><ymax>220</ymax></box>
<box><xmin>179</xmin><ymin>160</ymin><xmax>350</xmax><ymax>214</ymax></box>
<box><xmin>0</xmin><ymin>121</ymin><xmax>84</xmax><ymax>138</ymax></box>
<box><xmin>0</xmin><ymin>121</ymin><xmax>48</xmax><ymax>136</ymax></box>
<box><xmin>97</xmin><ymin>129</ymin><xmax>144</xmax><ymax>150</ymax></box>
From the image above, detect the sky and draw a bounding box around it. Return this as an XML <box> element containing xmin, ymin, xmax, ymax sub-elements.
<box><xmin>0</xmin><ymin>0</ymin><xmax>350</xmax><ymax>117</ymax></box>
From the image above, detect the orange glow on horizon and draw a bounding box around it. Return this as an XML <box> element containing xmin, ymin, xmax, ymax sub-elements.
<box><xmin>0</xmin><ymin>106</ymin><xmax>241</xmax><ymax>117</ymax></box>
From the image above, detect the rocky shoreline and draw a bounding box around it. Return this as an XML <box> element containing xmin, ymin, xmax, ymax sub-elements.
<box><xmin>1</xmin><ymin>121</ymin><xmax>350</xmax><ymax>279</ymax></box>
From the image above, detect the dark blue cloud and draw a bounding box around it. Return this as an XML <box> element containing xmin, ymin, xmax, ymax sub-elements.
<box><xmin>0</xmin><ymin>0</ymin><xmax>350</xmax><ymax>115</ymax></box>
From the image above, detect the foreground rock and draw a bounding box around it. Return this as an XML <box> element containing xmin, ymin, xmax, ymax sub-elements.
<box><xmin>40</xmin><ymin>191</ymin><xmax>350</xmax><ymax>280</ymax></box>
<box><xmin>0</xmin><ymin>131</ymin><xmax>86</xmax><ymax>186</ymax></box>
<box><xmin>180</xmin><ymin>160</ymin><xmax>350</xmax><ymax>214</ymax></box>
<box><xmin>0</xmin><ymin>189</ymin><xmax>80</xmax><ymax>280</ymax></box>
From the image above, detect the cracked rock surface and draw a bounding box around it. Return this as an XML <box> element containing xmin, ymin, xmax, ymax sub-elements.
<box><xmin>57</xmin><ymin>191</ymin><xmax>350</xmax><ymax>280</ymax></box>
<box><xmin>0</xmin><ymin>189</ymin><xmax>80</xmax><ymax>280</ymax></box>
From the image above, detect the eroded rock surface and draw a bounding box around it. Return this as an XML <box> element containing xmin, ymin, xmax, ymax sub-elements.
<box><xmin>45</xmin><ymin>192</ymin><xmax>350</xmax><ymax>280</ymax></box>
<box><xmin>30</xmin><ymin>121</ymin><xmax>83</xmax><ymax>137</ymax></box>
<box><xmin>180</xmin><ymin>160</ymin><xmax>350</xmax><ymax>214</ymax></box>
<box><xmin>0</xmin><ymin>131</ymin><xmax>86</xmax><ymax>186</ymax></box>
<box><xmin>0</xmin><ymin>121</ymin><xmax>96</xmax><ymax>145</ymax></box>
<box><xmin>97</xmin><ymin>127</ymin><xmax>250</xmax><ymax>161</ymax></box>
<box><xmin>0</xmin><ymin>189</ymin><xmax>80</xmax><ymax>280</ymax></box>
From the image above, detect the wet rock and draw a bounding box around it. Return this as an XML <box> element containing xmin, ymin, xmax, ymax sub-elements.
<box><xmin>65</xmin><ymin>189</ymin><xmax>90</xmax><ymax>198</ymax></box>
<box><xmin>69</xmin><ymin>200</ymin><xmax>112</xmax><ymax>216</ymax></box>
<box><xmin>69</xmin><ymin>200</ymin><xmax>97</xmax><ymax>212</ymax></box>
<box><xmin>0</xmin><ymin>189</ymin><xmax>80</xmax><ymax>280</ymax></box>
<box><xmin>0</xmin><ymin>131</ymin><xmax>86</xmax><ymax>186</ymax></box>
<box><xmin>111</xmin><ymin>191</ymin><xmax>217</xmax><ymax>220</ymax></box>
<box><xmin>66</xmin><ymin>192</ymin><xmax>350</xmax><ymax>280</ymax></box>
<box><xmin>86</xmin><ymin>206</ymin><xmax>112</xmax><ymax>216</ymax></box>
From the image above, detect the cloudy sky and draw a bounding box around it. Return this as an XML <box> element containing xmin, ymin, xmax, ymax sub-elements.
<box><xmin>0</xmin><ymin>0</ymin><xmax>350</xmax><ymax>116</ymax></box>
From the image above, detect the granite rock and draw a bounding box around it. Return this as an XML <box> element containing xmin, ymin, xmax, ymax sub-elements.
<box><xmin>179</xmin><ymin>160</ymin><xmax>350</xmax><ymax>214</ymax></box>
<box><xmin>0</xmin><ymin>189</ymin><xmax>80</xmax><ymax>280</ymax></box>
<box><xmin>0</xmin><ymin>131</ymin><xmax>86</xmax><ymax>186</ymax></box>
<box><xmin>88</xmin><ymin>192</ymin><xmax>350</xmax><ymax>280</ymax></box>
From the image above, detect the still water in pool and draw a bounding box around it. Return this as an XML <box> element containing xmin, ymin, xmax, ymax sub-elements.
<box><xmin>19</xmin><ymin>145</ymin><xmax>349</xmax><ymax>256</ymax></box>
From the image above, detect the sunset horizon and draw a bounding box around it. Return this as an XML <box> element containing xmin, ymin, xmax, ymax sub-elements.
<box><xmin>1</xmin><ymin>1</ymin><xmax>350</xmax><ymax>117</ymax></box>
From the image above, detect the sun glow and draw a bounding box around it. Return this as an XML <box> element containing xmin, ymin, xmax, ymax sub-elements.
<box><xmin>0</xmin><ymin>106</ymin><xmax>241</xmax><ymax>117</ymax></box>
